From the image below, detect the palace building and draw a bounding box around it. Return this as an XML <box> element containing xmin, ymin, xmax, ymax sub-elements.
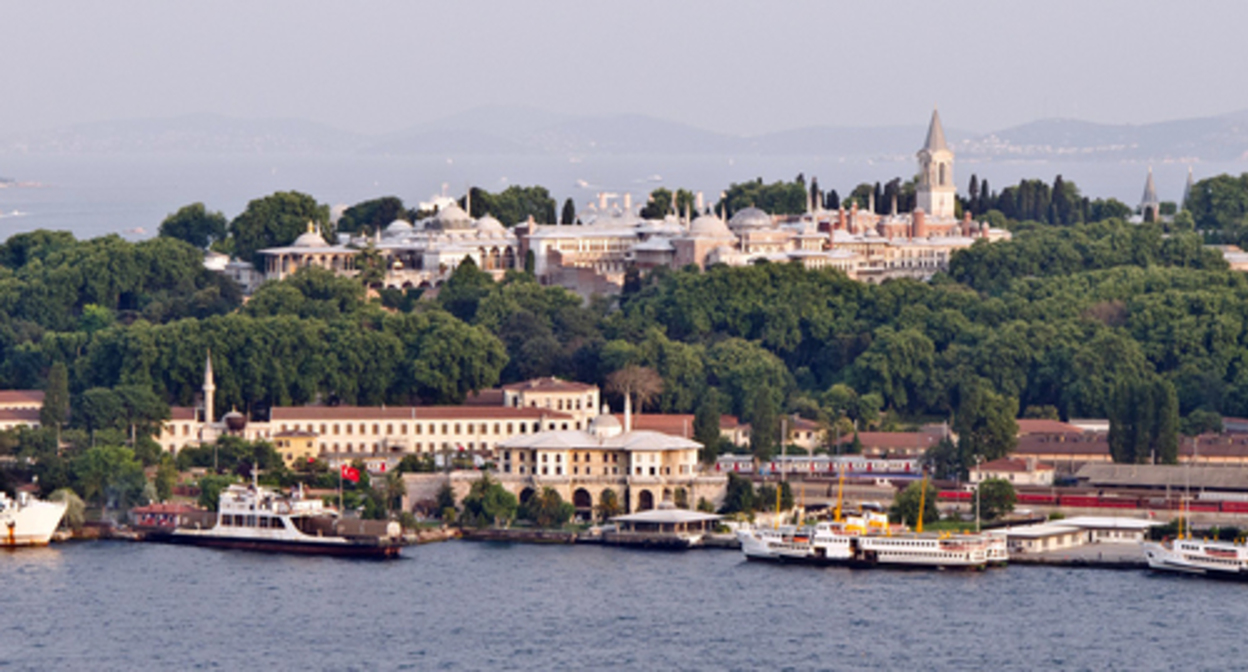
<box><xmin>208</xmin><ymin>110</ymin><xmax>1009</xmax><ymax>297</ymax></box>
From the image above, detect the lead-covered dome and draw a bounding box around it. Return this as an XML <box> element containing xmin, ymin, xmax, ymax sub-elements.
<box><xmin>431</xmin><ymin>203</ymin><xmax>473</xmax><ymax>230</ymax></box>
<box><xmin>728</xmin><ymin>207</ymin><xmax>772</xmax><ymax>231</ymax></box>
<box><xmin>689</xmin><ymin>214</ymin><xmax>733</xmax><ymax>239</ymax></box>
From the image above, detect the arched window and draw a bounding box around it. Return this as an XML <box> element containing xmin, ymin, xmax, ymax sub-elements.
<box><xmin>939</xmin><ymin>163</ymin><xmax>947</xmax><ymax>186</ymax></box>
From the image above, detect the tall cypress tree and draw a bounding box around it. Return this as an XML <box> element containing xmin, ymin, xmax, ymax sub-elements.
<box><xmin>560</xmin><ymin>198</ymin><xmax>576</xmax><ymax>225</ymax></box>
<box><xmin>968</xmin><ymin>174</ymin><xmax>980</xmax><ymax>214</ymax></box>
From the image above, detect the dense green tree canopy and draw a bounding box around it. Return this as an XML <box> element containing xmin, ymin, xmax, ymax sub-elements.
<box><xmin>229</xmin><ymin>191</ymin><xmax>329</xmax><ymax>264</ymax></box>
<box><xmin>159</xmin><ymin>203</ymin><xmax>228</xmax><ymax>249</ymax></box>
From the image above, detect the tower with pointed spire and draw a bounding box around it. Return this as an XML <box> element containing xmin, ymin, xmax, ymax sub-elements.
<box><xmin>1182</xmin><ymin>166</ymin><xmax>1195</xmax><ymax>211</ymax></box>
<box><xmin>203</xmin><ymin>350</ymin><xmax>216</xmax><ymax>424</ymax></box>
<box><xmin>916</xmin><ymin>108</ymin><xmax>956</xmax><ymax>220</ymax></box>
<box><xmin>1140</xmin><ymin>167</ymin><xmax>1160</xmax><ymax>222</ymax></box>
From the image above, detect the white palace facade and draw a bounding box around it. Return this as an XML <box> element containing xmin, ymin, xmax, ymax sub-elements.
<box><xmin>212</xmin><ymin>110</ymin><xmax>1008</xmax><ymax>295</ymax></box>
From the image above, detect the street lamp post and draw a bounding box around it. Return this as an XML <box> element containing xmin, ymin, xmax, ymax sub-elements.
<box><xmin>974</xmin><ymin>454</ymin><xmax>984</xmax><ymax>533</ymax></box>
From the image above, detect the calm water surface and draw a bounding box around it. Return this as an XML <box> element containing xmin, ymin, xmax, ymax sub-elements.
<box><xmin>1</xmin><ymin>540</ymin><xmax>1243</xmax><ymax>671</ymax></box>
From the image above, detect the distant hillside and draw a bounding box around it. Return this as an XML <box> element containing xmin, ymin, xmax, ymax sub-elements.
<box><xmin>962</xmin><ymin>110</ymin><xmax>1248</xmax><ymax>162</ymax></box>
<box><xmin>0</xmin><ymin>114</ymin><xmax>362</xmax><ymax>155</ymax></box>
<box><xmin>5</xmin><ymin>107</ymin><xmax>1248</xmax><ymax>162</ymax></box>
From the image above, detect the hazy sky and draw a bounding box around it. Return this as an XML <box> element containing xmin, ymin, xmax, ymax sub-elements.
<box><xmin>5</xmin><ymin>0</ymin><xmax>1248</xmax><ymax>137</ymax></box>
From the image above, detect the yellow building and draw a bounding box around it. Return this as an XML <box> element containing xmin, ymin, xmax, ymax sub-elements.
<box><xmin>273</xmin><ymin>430</ymin><xmax>318</xmax><ymax>469</ymax></box>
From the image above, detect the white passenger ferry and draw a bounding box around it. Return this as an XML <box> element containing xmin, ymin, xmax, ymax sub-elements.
<box><xmin>0</xmin><ymin>491</ymin><xmax>68</xmax><ymax>547</ymax></box>
<box><xmin>164</xmin><ymin>483</ymin><xmax>402</xmax><ymax>558</ymax></box>
<box><xmin>739</xmin><ymin>512</ymin><xmax>990</xmax><ymax>570</ymax></box>
<box><xmin>1142</xmin><ymin>537</ymin><xmax>1248</xmax><ymax>580</ymax></box>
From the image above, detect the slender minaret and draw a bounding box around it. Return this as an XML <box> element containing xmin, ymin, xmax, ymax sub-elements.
<box><xmin>203</xmin><ymin>350</ymin><xmax>216</xmax><ymax>424</ymax></box>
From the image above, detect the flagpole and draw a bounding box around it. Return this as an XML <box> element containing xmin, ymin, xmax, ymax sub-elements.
<box><xmin>338</xmin><ymin>460</ymin><xmax>343</xmax><ymax>516</ymax></box>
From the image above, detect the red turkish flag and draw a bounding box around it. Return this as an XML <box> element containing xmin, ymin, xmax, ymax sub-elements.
<box><xmin>341</xmin><ymin>465</ymin><xmax>360</xmax><ymax>483</ymax></box>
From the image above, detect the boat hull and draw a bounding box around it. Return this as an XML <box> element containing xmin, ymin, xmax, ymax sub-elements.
<box><xmin>1142</xmin><ymin>541</ymin><xmax>1248</xmax><ymax>581</ymax></box>
<box><xmin>0</xmin><ymin>500</ymin><xmax>68</xmax><ymax>548</ymax></box>
<box><xmin>162</xmin><ymin>531</ymin><xmax>401</xmax><ymax>558</ymax></box>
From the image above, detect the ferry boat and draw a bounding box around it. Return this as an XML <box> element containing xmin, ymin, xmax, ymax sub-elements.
<box><xmin>160</xmin><ymin>483</ymin><xmax>402</xmax><ymax>558</ymax></box>
<box><xmin>738</xmin><ymin>512</ymin><xmax>991</xmax><ymax>570</ymax></box>
<box><xmin>0</xmin><ymin>491</ymin><xmax>68</xmax><ymax>547</ymax></box>
<box><xmin>1142</xmin><ymin>537</ymin><xmax>1248</xmax><ymax>580</ymax></box>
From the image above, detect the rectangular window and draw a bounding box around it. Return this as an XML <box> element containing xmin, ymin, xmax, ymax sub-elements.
<box><xmin>467</xmin><ymin>423</ymin><xmax>474</xmax><ymax>435</ymax></box>
<box><xmin>442</xmin><ymin>424</ymin><xmax>449</xmax><ymax>435</ymax></box>
<box><xmin>386</xmin><ymin>424</ymin><xmax>393</xmax><ymax>435</ymax></box>
<box><xmin>346</xmin><ymin>424</ymin><xmax>353</xmax><ymax>435</ymax></box>
<box><xmin>454</xmin><ymin>423</ymin><xmax>461</xmax><ymax>434</ymax></box>
<box><xmin>494</xmin><ymin>423</ymin><xmax>500</xmax><ymax>434</ymax></box>
<box><xmin>372</xmin><ymin>424</ymin><xmax>379</xmax><ymax>435</ymax></box>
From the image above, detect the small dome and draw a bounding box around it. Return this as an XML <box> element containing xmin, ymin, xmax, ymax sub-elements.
<box><xmin>475</xmin><ymin>214</ymin><xmax>506</xmax><ymax>232</ymax></box>
<box><xmin>385</xmin><ymin>219</ymin><xmax>413</xmax><ymax>233</ymax></box>
<box><xmin>431</xmin><ymin>203</ymin><xmax>473</xmax><ymax>230</ymax></box>
<box><xmin>292</xmin><ymin>227</ymin><xmax>329</xmax><ymax>247</ymax></box>
<box><xmin>729</xmin><ymin>207</ymin><xmax>772</xmax><ymax>230</ymax></box>
<box><xmin>588</xmin><ymin>408</ymin><xmax>622</xmax><ymax>438</ymax></box>
<box><xmin>223</xmin><ymin>409</ymin><xmax>247</xmax><ymax>432</ymax></box>
<box><xmin>689</xmin><ymin>214</ymin><xmax>733</xmax><ymax>239</ymax></box>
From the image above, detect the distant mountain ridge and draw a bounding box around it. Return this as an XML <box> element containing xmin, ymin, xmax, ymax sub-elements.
<box><xmin>3</xmin><ymin>108</ymin><xmax>1248</xmax><ymax>163</ymax></box>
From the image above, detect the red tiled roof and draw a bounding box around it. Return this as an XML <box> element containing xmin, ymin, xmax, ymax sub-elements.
<box><xmin>612</xmin><ymin>414</ymin><xmax>694</xmax><ymax>438</ymax></box>
<box><xmin>1015</xmin><ymin>419</ymin><xmax>1084</xmax><ymax>435</ymax></box>
<box><xmin>0</xmin><ymin>408</ymin><xmax>40</xmax><ymax>423</ymax></box>
<box><xmin>834</xmin><ymin>432</ymin><xmax>939</xmax><ymax>450</ymax></box>
<box><xmin>270</xmin><ymin>406</ymin><xmax>572</xmax><ymax>421</ymax></box>
<box><xmin>169</xmin><ymin>407</ymin><xmax>197</xmax><ymax>421</ymax></box>
<box><xmin>0</xmin><ymin>390</ymin><xmax>44</xmax><ymax>406</ymax></box>
<box><xmin>979</xmin><ymin>457</ymin><xmax>1053</xmax><ymax>473</ymax></box>
<box><xmin>132</xmin><ymin>503</ymin><xmax>201</xmax><ymax>514</ymax></box>
<box><xmin>463</xmin><ymin>389</ymin><xmax>505</xmax><ymax>406</ymax></box>
<box><xmin>500</xmin><ymin>377</ymin><xmax>596</xmax><ymax>393</ymax></box>
<box><xmin>1014</xmin><ymin>434</ymin><xmax>1109</xmax><ymax>457</ymax></box>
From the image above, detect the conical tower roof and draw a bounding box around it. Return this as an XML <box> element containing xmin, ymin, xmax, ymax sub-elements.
<box><xmin>1141</xmin><ymin>167</ymin><xmax>1159</xmax><ymax>206</ymax></box>
<box><xmin>923</xmin><ymin>108</ymin><xmax>949</xmax><ymax>153</ymax></box>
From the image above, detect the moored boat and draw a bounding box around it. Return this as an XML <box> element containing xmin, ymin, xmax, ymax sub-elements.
<box><xmin>154</xmin><ymin>483</ymin><xmax>402</xmax><ymax>558</ymax></box>
<box><xmin>1142</xmin><ymin>537</ymin><xmax>1248</xmax><ymax>580</ymax></box>
<box><xmin>0</xmin><ymin>491</ymin><xmax>68</xmax><ymax>548</ymax></box>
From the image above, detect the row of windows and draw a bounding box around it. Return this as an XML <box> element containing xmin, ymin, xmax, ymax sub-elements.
<box><xmin>219</xmin><ymin>514</ymin><xmax>286</xmax><ymax>529</ymax></box>
<box><xmin>278</xmin><ymin>420</ymin><xmax>580</xmax><ymax>436</ymax></box>
<box><xmin>319</xmin><ymin>442</ymin><xmax>493</xmax><ymax>454</ymax></box>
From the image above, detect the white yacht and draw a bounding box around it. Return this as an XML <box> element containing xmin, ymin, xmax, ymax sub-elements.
<box><xmin>164</xmin><ymin>483</ymin><xmax>402</xmax><ymax>558</ymax></box>
<box><xmin>1143</xmin><ymin>537</ymin><xmax>1248</xmax><ymax>580</ymax></box>
<box><xmin>0</xmin><ymin>491</ymin><xmax>68</xmax><ymax>547</ymax></box>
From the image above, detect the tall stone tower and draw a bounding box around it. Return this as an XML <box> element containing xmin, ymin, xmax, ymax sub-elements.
<box><xmin>203</xmin><ymin>351</ymin><xmax>216</xmax><ymax>424</ymax></box>
<box><xmin>916</xmin><ymin>108</ymin><xmax>956</xmax><ymax>220</ymax></box>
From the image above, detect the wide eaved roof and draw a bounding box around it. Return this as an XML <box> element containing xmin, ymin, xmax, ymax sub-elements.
<box><xmin>1076</xmin><ymin>463</ymin><xmax>1248</xmax><ymax>491</ymax></box>
<box><xmin>0</xmin><ymin>390</ymin><xmax>44</xmax><ymax>406</ymax></box>
<box><xmin>1015</xmin><ymin>419</ymin><xmax>1085</xmax><ymax>435</ymax></box>
<box><xmin>271</xmin><ymin>406</ymin><xmax>572</xmax><ymax>421</ymax></box>
<box><xmin>979</xmin><ymin>457</ymin><xmax>1053</xmax><ymax>473</ymax></box>
<box><xmin>501</xmin><ymin>377</ymin><xmax>596</xmax><ymax>393</ymax></box>
<box><xmin>610</xmin><ymin>508</ymin><xmax>721</xmax><ymax>524</ymax></box>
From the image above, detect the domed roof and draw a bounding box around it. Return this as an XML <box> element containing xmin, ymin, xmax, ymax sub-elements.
<box><xmin>385</xmin><ymin>219</ymin><xmax>413</xmax><ymax>233</ymax></box>
<box><xmin>475</xmin><ymin>214</ymin><xmax>506</xmax><ymax>232</ymax></box>
<box><xmin>588</xmin><ymin>408</ymin><xmax>623</xmax><ymax>438</ymax></box>
<box><xmin>432</xmin><ymin>203</ymin><xmax>473</xmax><ymax>230</ymax></box>
<box><xmin>292</xmin><ymin>223</ymin><xmax>329</xmax><ymax>248</ymax></box>
<box><xmin>689</xmin><ymin>214</ymin><xmax>733</xmax><ymax>239</ymax></box>
<box><xmin>223</xmin><ymin>408</ymin><xmax>247</xmax><ymax>432</ymax></box>
<box><xmin>728</xmin><ymin>207</ymin><xmax>772</xmax><ymax>230</ymax></box>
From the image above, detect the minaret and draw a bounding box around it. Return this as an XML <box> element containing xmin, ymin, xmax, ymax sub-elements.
<box><xmin>916</xmin><ymin>108</ymin><xmax>956</xmax><ymax>220</ymax></box>
<box><xmin>1140</xmin><ymin>167</ymin><xmax>1160</xmax><ymax>222</ymax></box>
<box><xmin>203</xmin><ymin>350</ymin><xmax>216</xmax><ymax>424</ymax></box>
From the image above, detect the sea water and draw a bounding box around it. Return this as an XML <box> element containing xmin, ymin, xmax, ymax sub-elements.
<box><xmin>1</xmin><ymin>540</ymin><xmax>1244</xmax><ymax>671</ymax></box>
